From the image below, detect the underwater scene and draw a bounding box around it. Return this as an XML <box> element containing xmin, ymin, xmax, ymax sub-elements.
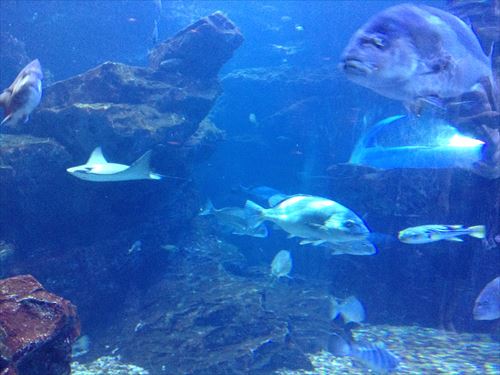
<box><xmin>0</xmin><ymin>0</ymin><xmax>499</xmax><ymax>374</ymax></box>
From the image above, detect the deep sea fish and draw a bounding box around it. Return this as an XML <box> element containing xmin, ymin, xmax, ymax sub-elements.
<box><xmin>200</xmin><ymin>200</ymin><xmax>268</xmax><ymax>238</ymax></box>
<box><xmin>329</xmin><ymin>335</ymin><xmax>400</xmax><ymax>374</ymax></box>
<box><xmin>398</xmin><ymin>224</ymin><xmax>485</xmax><ymax>244</ymax></box>
<box><xmin>244</xmin><ymin>194</ymin><xmax>376</xmax><ymax>255</ymax></box>
<box><xmin>340</xmin><ymin>4</ymin><xmax>496</xmax><ymax>112</ymax></box>
<box><xmin>0</xmin><ymin>59</ymin><xmax>43</xmax><ymax>125</ymax></box>
<box><xmin>330</xmin><ymin>296</ymin><xmax>366</xmax><ymax>324</ymax></box>
<box><xmin>473</xmin><ymin>276</ymin><xmax>500</xmax><ymax>320</ymax></box>
<box><xmin>67</xmin><ymin>147</ymin><xmax>163</xmax><ymax>182</ymax></box>
<box><xmin>270</xmin><ymin>250</ymin><xmax>292</xmax><ymax>278</ymax></box>
<box><xmin>349</xmin><ymin>115</ymin><xmax>485</xmax><ymax>170</ymax></box>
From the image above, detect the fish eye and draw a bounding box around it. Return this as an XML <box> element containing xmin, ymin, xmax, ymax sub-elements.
<box><xmin>344</xmin><ymin>220</ymin><xmax>356</xmax><ymax>228</ymax></box>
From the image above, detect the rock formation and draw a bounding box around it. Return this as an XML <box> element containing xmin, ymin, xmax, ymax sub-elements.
<box><xmin>0</xmin><ymin>275</ymin><xmax>79</xmax><ymax>375</ymax></box>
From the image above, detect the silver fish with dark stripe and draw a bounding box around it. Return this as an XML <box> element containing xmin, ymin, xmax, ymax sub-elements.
<box><xmin>329</xmin><ymin>335</ymin><xmax>400</xmax><ymax>374</ymax></box>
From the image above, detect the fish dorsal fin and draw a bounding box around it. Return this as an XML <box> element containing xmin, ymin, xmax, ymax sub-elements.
<box><xmin>127</xmin><ymin>150</ymin><xmax>153</xmax><ymax>176</ymax></box>
<box><xmin>86</xmin><ymin>147</ymin><xmax>108</xmax><ymax>165</ymax></box>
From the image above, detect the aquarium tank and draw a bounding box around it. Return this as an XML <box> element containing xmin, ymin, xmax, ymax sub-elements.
<box><xmin>0</xmin><ymin>0</ymin><xmax>499</xmax><ymax>374</ymax></box>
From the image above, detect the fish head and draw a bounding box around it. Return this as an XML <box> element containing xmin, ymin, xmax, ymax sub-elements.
<box><xmin>340</xmin><ymin>9</ymin><xmax>419</xmax><ymax>95</ymax></box>
<box><xmin>397</xmin><ymin>228</ymin><xmax>431</xmax><ymax>244</ymax></box>
<box><xmin>324</xmin><ymin>213</ymin><xmax>370</xmax><ymax>241</ymax></box>
<box><xmin>66</xmin><ymin>164</ymin><xmax>96</xmax><ymax>181</ymax></box>
<box><xmin>473</xmin><ymin>277</ymin><xmax>500</xmax><ymax>320</ymax></box>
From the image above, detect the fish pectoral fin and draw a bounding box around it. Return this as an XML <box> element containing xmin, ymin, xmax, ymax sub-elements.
<box><xmin>0</xmin><ymin>114</ymin><xmax>13</xmax><ymax>125</ymax></box>
<box><xmin>299</xmin><ymin>239</ymin><xmax>326</xmax><ymax>246</ymax></box>
<box><xmin>444</xmin><ymin>237</ymin><xmax>463</xmax><ymax>242</ymax></box>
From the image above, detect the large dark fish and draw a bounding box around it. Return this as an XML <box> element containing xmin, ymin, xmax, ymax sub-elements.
<box><xmin>340</xmin><ymin>4</ymin><xmax>496</xmax><ymax>112</ymax></box>
<box><xmin>473</xmin><ymin>276</ymin><xmax>500</xmax><ymax>320</ymax></box>
<box><xmin>0</xmin><ymin>59</ymin><xmax>43</xmax><ymax>125</ymax></box>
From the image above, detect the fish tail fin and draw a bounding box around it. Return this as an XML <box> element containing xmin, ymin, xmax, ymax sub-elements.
<box><xmin>129</xmin><ymin>150</ymin><xmax>162</xmax><ymax>180</ymax></box>
<box><xmin>199</xmin><ymin>200</ymin><xmax>214</xmax><ymax>216</ymax></box>
<box><xmin>468</xmin><ymin>225</ymin><xmax>486</xmax><ymax>239</ymax></box>
<box><xmin>244</xmin><ymin>200</ymin><xmax>266</xmax><ymax>228</ymax></box>
<box><xmin>327</xmin><ymin>334</ymin><xmax>351</xmax><ymax>357</ymax></box>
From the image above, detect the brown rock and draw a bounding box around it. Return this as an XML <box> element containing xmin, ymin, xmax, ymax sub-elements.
<box><xmin>0</xmin><ymin>275</ymin><xmax>80</xmax><ymax>375</ymax></box>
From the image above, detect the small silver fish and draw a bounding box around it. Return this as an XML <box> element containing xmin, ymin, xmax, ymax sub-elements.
<box><xmin>473</xmin><ymin>276</ymin><xmax>500</xmax><ymax>320</ymax></box>
<box><xmin>398</xmin><ymin>224</ymin><xmax>485</xmax><ymax>244</ymax></box>
<box><xmin>329</xmin><ymin>335</ymin><xmax>400</xmax><ymax>374</ymax></box>
<box><xmin>128</xmin><ymin>240</ymin><xmax>142</xmax><ymax>254</ymax></box>
<box><xmin>270</xmin><ymin>250</ymin><xmax>292</xmax><ymax>278</ymax></box>
<box><xmin>330</xmin><ymin>296</ymin><xmax>365</xmax><ymax>324</ymax></box>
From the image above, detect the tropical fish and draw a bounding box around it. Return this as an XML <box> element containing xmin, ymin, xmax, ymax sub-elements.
<box><xmin>244</xmin><ymin>195</ymin><xmax>376</xmax><ymax>255</ymax></box>
<box><xmin>270</xmin><ymin>250</ymin><xmax>292</xmax><ymax>278</ymax></box>
<box><xmin>0</xmin><ymin>59</ymin><xmax>43</xmax><ymax>125</ymax></box>
<box><xmin>330</xmin><ymin>296</ymin><xmax>366</xmax><ymax>324</ymax></box>
<box><xmin>329</xmin><ymin>335</ymin><xmax>400</xmax><ymax>374</ymax></box>
<box><xmin>398</xmin><ymin>224</ymin><xmax>485</xmax><ymax>244</ymax></box>
<box><xmin>349</xmin><ymin>115</ymin><xmax>485</xmax><ymax>170</ymax></box>
<box><xmin>200</xmin><ymin>200</ymin><xmax>268</xmax><ymax>238</ymax></box>
<box><xmin>67</xmin><ymin>147</ymin><xmax>163</xmax><ymax>182</ymax></box>
<box><xmin>340</xmin><ymin>4</ymin><xmax>496</xmax><ymax>112</ymax></box>
<box><xmin>473</xmin><ymin>276</ymin><xmax>500</xmax><ymax>320</ymax></box>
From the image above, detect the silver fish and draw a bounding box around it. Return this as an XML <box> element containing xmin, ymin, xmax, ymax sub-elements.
<box><xmin>0</xmin><ymin>59</ymin><xmax>43</xmax><ymax>125</ymax></box>
<box><xmin>330</xmin><ymin>296</ymin><xmax>366</xmax><ymax>324</ymax></box>
<box><xmin>67</xmin><ymin>147</ymin><xmax>163</xmax><ymax>182</ymax></box>
<box><xmin>473</xmin><ymin>276</ymin><xmax>500</xmax><ymax>320</ymax></box>
<box><xmin>340</xmin><ymin>4</ymin><xmax>496</xmax><ymax>111</ymax></box>
<box><xmin>329</xmin><ymin>335</ymin><xmax>400</xmax><ymax>374</ymax></box>
<box><xmin>245</xmin><ymin>194</ymin><xmax>376</xmax><ymax>255</ymax></box>
<box><xmin>200</xmin><ymin>200</ymin><xmax>268</xmax><ymax>238</ymax></box>
<box><xmin>398</xmin><ymin>224</ymin><xmax>485</xmax><ymax>244</ymax></box>
<box><xmin>270</xmin><ymin>250</ymin><xmax>292</xmax><ymax>278</ymax></box>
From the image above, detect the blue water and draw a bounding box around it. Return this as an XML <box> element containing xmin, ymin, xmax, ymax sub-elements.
<box><xmin>1</xmin><ymin>0</ymin><xmax>499</xmax><ymax>374</ymax></box>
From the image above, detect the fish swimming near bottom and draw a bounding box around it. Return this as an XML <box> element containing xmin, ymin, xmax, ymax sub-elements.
<box><xmin>270</xmin><ymin>250</ymin><xmax>292</xmax><ymax>278</ymax></box>
<box><xmin>67</xmin><ymin>147</ymin><xmax>163</xmax><ymax>182</ymax></box>
<box><xmin>200</xmin><ymin>200</ymin><xmax>268</xmax><ymax>238</ymax></box>
<box><xmin>328</xmin><ymin>334</ymin><xmax>400</xmax><ymax>374</ymax></box>
<box><xmin>398</xmin><ymin>224</ymin><xmax>485</xmax><ymax>244</ymax></box>
<box><xmin>330</xmin><ymin>296</ymin><xmax>365</xmax><ymax>324</ymax></box>
<box><xmin>473</xmin><ymin>276</ymin><xmax>500</xmax><ymax>321</ymax></box>
<box><xmin>0</xmin><ymin>59</ymin><xmax>43</xmax><ymax>125</ymax></box>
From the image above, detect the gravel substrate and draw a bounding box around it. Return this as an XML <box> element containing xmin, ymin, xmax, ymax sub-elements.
<box><xmin>278</xmin><ymin>325</ymin><xmax>500</xmax><ymax>374</ymax></box>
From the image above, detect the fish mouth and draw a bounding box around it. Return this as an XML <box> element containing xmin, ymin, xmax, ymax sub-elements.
<box><xmin>341</xmin><ymin>58</ymin><xmax>373</xmax><ymax>75</ymax></box>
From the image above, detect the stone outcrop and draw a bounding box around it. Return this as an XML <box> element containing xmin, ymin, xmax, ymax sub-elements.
<box><xmin>0</xmin><ymin>275</ymin><xmax>79</xmax><ymax>375</ymax></box>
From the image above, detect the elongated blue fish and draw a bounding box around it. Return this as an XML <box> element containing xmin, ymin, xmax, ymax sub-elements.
<box><xmin>329</xmin><ymin>335</ymin><xmax>400</xmax><ymax>374</ymax></box>
<box><xmin>398</xmin><ymin>224</ymin><xmax>485</xmax><ymax>244</ymax></box>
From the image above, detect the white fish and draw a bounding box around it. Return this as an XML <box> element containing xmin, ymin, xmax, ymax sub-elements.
<box><xmin>330</xmin><ymin>296</ymin><xmax>365</xmax><ymax>324</ymax></box>
<box><xmin>398</xmin><ymin>224</ymin><xmax>485</xmax><ymax>244</ymax></box>
<box><xmin>270</xmin><ymin>250</ymin><xmax>292</xmax><ymax>278</ymax></box>
<box><xmin>0</xmin><ymin>59</ymin><xmax>43</xmax><ymax>125</ymax></box>
<box><xmin>67</xmin><ymin>147</ymin><xmax>163</xmax><ymax>182</ymax></box>
<box><xmin>72</xmin><ymin>335</ymin><xmax>91</xmax><ymax>358</ymax></box>
<box><xmin>245</xmin><ymin>195</ymin><xmax>376</xmax><ymax>255</ymax></box>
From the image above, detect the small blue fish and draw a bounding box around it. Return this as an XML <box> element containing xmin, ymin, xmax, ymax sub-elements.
<box><xmin>398</xmin><ymin>224</ymin><xmax>485</xmax><ymax>244</ymax></box>
<box><xmin>329</xmin><ymin>335</ymin><xmax>400</xmax><ymax>374</ymax></box>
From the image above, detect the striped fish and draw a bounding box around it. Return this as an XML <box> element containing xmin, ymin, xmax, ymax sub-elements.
<box><xmin>398</xmin><ymin>224</ymin><xmax>485</xmax><ymax>244</ymax></box>
<box><xmin>329</xmin><ymin>335</ymin><xmax>400</xmax><ymax>374</ymax></box>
